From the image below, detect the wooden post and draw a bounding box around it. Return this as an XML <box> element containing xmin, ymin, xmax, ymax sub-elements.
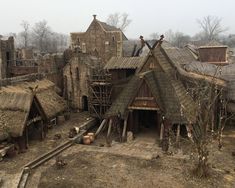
<box><xmin>95</xmin><ymin>119</ymin><xmax>107</xmax><ymax>137</ymax></box>
<box><xmin>186</xmin><ymin>124</ymin><xmax>193</xmax><ymax>142</ymax></box>
<box><xmin>176</xmin><ymin>124</ymin><xmax>181</xmax><ymax>145</ymax></box>
<box><xmin>25</xmin><ymin>126</ymin><xmax>29</xmax><ymax>149</ymax></box>
<box><xmin>122</xmin><ymin>118</ymin><xmax>128</xmax><ymax>142</ymax></box>
<box><xmin>106</xmin><ymin>119</ymin><xmax>112</xmax><ymax>146</ymax></box>
<box><xmin>129</xmin><ymin>110</ymin><xmax>133</xmax><ymax>132</ymax></box>
<box><xmin>159</xmin><ymin>123</ymin><xmax>164</xmax><ymax>145</ymax></box>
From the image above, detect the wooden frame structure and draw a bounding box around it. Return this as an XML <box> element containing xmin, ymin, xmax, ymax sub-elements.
<box><xmin>88</xmin><ymin>69</ymin><xmax>112</xmax><ymax>119</ymax></box>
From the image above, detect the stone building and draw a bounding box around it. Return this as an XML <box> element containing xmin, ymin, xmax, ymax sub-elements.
<box><xmin>0</xmin><ymin>36</ymin><xmax>15</xmax><ymax>79</ymax></box>
<box><xmin>70</xmin><ymin>15</ymin><xmax>127</xmax><ymax>63</ymax></box>
<box><xmin>63</xmin><ymin>52</ymin><xmax>102</xmax><ymax>110</ymax></box>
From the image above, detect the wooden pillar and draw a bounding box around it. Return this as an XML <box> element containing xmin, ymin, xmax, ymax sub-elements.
<box><xmin>186</xmin><ymin>124</ymin><xmax>193</xmax><ymax>142</ymax></box>
<box><xmin>162</xmin><ymin>118</ymin><xmax>170</xmax><ymax>152</ymax></box>
<box><xmin>159</xmin><ymin>123</ymin><xmax>164</xmax><ymax>145</ymax></box>
<box><xmin>176</xmin><ymin>124</ymin><xmax>181</xmax><ymax>145</ymax></box>
<box><xmin>122</xmin><ymin>118</ymin><xmax>128</xmax><ymax>142</ymax></box>
<box><xmin>106</xmin><ymin>118</ymin><xmax>112</xmax><ymax>146</ymax></box>
<box><xmin>129</xmin><ymin>110</ymin><xmax>133</xmax><ymax>132</ymax></box>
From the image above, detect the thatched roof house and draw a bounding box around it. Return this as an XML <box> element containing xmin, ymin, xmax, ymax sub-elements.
<box><xmin>103</xmin><ymin>40</ymin><xmax>198</xmax><ymax>142</ymax></box>
<box><xmin>0</xmin><ymin>79</ymin><xmax>67</xmax><ymax>141</ymax></box>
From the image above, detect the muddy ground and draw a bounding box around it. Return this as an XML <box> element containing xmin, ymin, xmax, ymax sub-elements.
<box><xmin>36</xmin><ymin>126</ymin><xmax>235</xmax><ymax>188</ymax></box>
<box><xmin>0</xmin><ymin>112</ymin><xmax>93</xmax><ymax>188</ymax></box>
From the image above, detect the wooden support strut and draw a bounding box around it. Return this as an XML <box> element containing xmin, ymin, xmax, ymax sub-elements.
<box><xmin>95</xmin><ymin>119</ymin><xmax>107</xmax><ymax>137</ymax></box>
<box><xmin>106</xmin><ymin>119</ymin><xmax>112</xmax><ymax>146</ymax></box>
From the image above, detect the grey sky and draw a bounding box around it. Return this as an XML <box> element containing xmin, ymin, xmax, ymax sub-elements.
<box><xmin>0</xmin><ymin>0</ymin><xmax>234</xmax><ymax>39</ymax></box>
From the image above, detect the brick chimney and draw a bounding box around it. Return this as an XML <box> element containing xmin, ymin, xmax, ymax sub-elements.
<box><xmin>93</xmin><ymin>14</ymin><xmax>97</xmax><ymax>20</ymax></box>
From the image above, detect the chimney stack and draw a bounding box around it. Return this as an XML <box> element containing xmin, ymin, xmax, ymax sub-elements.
<box><xmin>93</xmin><ymin>14</ymin><xmax>97</xmax><ymax>20</ymax></box>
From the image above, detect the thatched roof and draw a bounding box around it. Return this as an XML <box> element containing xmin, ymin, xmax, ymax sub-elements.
<box><xmin>36</xmin><ymin>89</ymin><xmax>66</xmax><ymax>119</ymax></box>
<box><xmin>105</xmin><ymin>57</ymin><xmax>146</xmax><ymax>70</ymax></box>
<box><xmin>0</xmin><ymin>79</ymin><xmax>67</xmax><ymax>140</ymax></box>
<box><xmin>184</xmin><ymin>62</ymin><xmax>235</xmax><ymax>104</ymax></box>
<box><xmin>105</xmin><ymin>70</ymin><xmax>194</xmax><ymax>124</ymax></box>
<box><xmin>161</xmin><ymin>41</ymin><xmax>197</xmax><ymax>66</ymax></box>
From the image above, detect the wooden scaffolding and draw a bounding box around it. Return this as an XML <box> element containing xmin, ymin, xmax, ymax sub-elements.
<box><xmin>88</xmin><ymin>68</ymin><xmax>112</xmax><ymax>119</ymax></box>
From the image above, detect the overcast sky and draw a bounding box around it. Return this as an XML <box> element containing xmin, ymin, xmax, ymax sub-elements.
<box><xmin>0</xmin><ymin>0</ymin><xmax>234</xmax><ymax>39</ymax></box>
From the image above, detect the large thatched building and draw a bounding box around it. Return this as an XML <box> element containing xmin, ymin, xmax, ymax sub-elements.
<box><xmin>101</xmin><ymin>37</ymin><xmax>233</xmax><ymax>144</ymax></box>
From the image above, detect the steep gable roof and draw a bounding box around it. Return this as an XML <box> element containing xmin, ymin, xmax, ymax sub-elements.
<box><xmin>105</xmin><ymin>70</ymin><xmax>190</xmax><ymax>123</ymax></box>
<box><xmin>97</xmin><ymin>20</ymin><xmax>128</xmax><ymax>40</ymax></box>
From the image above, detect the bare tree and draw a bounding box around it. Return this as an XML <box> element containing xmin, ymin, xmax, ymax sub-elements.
<box><xmin>149</xmin><ymin>32</ymin><xmax>160</xmax><ymax>40</ymax></box>
<box><xmin>173</xmin><ymin>32</ymin><xmax>191</xmax><ymax>48</ymax></box>
<box><xmin>106</xmin><ymin>12</ymin><xmax>132</xmax><ymax>31</ymax></box>
<box><xmin>19</xmin><ymin>20</ymin><xmax>30</xmax><ymax>48</ymax></box>
<box><xmin>164</xmin><ymin>30</ymin><xmax>191</xmax><ymax>48</ymax></box>
<box><xmin>32</xmin><ymin>20</ymin><xmax>52</xmax><ymax>52</ymax></box>
<box><xmin>197</xmin><ymin>15</ymin><xmax>227</xmax><ymax>41</ymax></box>
<box><xmin>185</xmin><ymin>68</ymin><xmax>229</xmax><ymax>178</ymax></box>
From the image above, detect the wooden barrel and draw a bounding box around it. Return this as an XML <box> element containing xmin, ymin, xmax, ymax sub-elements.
<box><xmin>87</xmin><ymin>133</ymin><xmax>95</xmax><ymax>142</ymax></box>
<box><xmin>83</xmin><ymin>136</ymin><xmax>91</xmax><ymax>145</ymax></box>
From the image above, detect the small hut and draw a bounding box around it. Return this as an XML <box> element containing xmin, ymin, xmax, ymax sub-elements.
<box><xmin>0</xmin><ymin>79</ymin><xmax>67</xmax><ymax>152</ymax></box>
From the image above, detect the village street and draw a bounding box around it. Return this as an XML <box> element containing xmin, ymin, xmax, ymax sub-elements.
<box><xmin>0</xmin><ymin>112</ymin><xmax>93</xmax><ymax>188</ymax></box>
<box><xmin>26</xmin><ymin>126</ymin><xmax>235</xmax><ymax>188</ymax></box>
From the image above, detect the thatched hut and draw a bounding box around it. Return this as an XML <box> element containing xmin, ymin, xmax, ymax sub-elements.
<box><xmin>0</xmin><ymin>79</ymin><xmax>67</xmax><ymax>151</ymax></box>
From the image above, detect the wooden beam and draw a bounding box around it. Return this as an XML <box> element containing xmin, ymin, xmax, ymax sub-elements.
<box><xmin>26</xmin><ymin>116</ymin><xmax>42</xmax><ymax>126</ymax></box>
<box><xmin>95</xmin><ymin>119</ymin><xmax>107</xmax><ymax>137</ymax></box>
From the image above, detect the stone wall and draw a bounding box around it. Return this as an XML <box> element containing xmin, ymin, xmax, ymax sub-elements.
<box><xmin>63</xmin><ymin>53</ymin><xmax>101</xmax><ymax>110</ymax></box>
<box><xmin>0</xmin><ymin>37</ymin><xmax>15</xmax><ymax>79</ymax></box>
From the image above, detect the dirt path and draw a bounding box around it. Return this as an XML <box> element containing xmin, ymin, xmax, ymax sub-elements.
<box><xmin>35</xmin><ymin>127</ymin><xmax>235</xmax><ymax>188</ymax></box>
<box><xmin>0</xmin><ymin>112</ymin><xmax>93</xmax><ymax>188</ymax></box>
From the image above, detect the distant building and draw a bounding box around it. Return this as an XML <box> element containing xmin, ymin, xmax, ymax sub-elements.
<box><xmin>0</xmin><ymin>36</ymin><xmax>15</xmax><ymax>78</ymax></box>
<box><xmin>70</xmin><ymin>15</ymin><xmax>128</xmax><ymax>63</ymax></box>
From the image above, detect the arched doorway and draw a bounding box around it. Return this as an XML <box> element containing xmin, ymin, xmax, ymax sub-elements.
<box><xmin>82</xmin><ymin>96</ymin><xmax>88</xmax><ymax>111</ymax></box>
